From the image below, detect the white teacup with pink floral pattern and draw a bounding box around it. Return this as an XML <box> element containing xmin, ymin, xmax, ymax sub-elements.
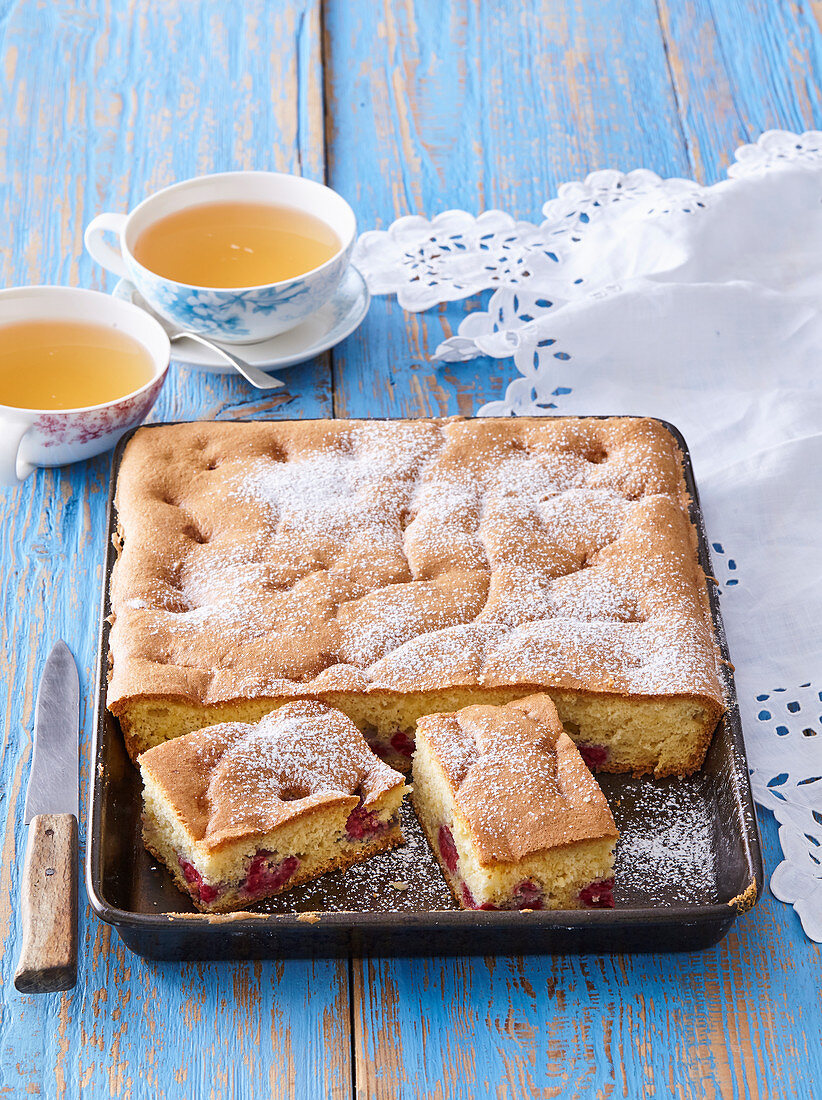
<box><xmin>0</xmin><ymin>286</ymin><xmax>170</xmax><ymax>486</ymax></box>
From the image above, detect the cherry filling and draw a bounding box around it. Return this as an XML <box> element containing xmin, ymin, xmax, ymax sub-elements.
<box><xmin>462</xmin><ymin>876</ymin><xmax>614</xmax><ymax>911</ymax></box>
<box><xmin>438</xmin><ymin>825</ymin><xmax>459</xmax><ymax>873</ymax></box>
<box><xmin>390</xmin><ymin>731</ymin><xmax>415</xmax><ymax>758</ymax></box>
<box><xmin>244</xmin><ymin>851</ymin><xmax>300</xmax><ymax>897</ymax></box>
<box><xmin>180</xmin><ymin>858</ymin><xmax>200</xmax><ymax>886</ymax></box>
<box><xmin>460</xmin><ymin>884</ymin><xmax>497</xmax><ymax>910</ymax></box>
<box><xmin>178</xmin><ymin>858</ymin><xmax>220</xmax><ymax>904</ymax></box>
<box><xmin>512</xmin><ymin>880</ymin><xmax>544</xmax><ymax>910</ymax></box>
<box><xmin>461</xmin><ymin>883</ymin><xmax>479</xmax><ymax>909</ymax></box>
<box><xmin>345</xmin><ymin>805</ymin><xmax>389</xmax><ymax>840</ymax></box>
<box><xmin>578</xmin><ymin>877</ymin><xmax>615</xmax><ymax>908</ymax></box>
<box><xmin>434</xmin><ymin>817</ymin><xmax>613</xmax><ymax>911</ymax></box>
<box><xmin>578</xmin><ymin>744</ymin><xmax>609</xmax><ymax>770</ymax></box>
<box><xmin>360</xmin><ymin>727</ymin><xmax>414</xmax><ymax>761</ymax></box>
<box><xmin>458</xmin><ymin>878</ymin><xmax>544</xmax><ymax>911</ymax></box>
<box><xmin>435</xmin><ymin>823</ymin><xmax>553</xmax><ymax>911</ymax></box>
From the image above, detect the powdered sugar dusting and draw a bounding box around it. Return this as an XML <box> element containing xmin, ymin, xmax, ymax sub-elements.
<box><xmin>194</xmin><ymin>702</ymin><xmax>405</xmax><ymax>844</ymax></box>
<box><xmin>256</xmin><ymin>801</ymin><xmax>454</xmax><ymax>913</ymax></box>
<box><xmin>240</xmin><ymin>421</ymin><xmax>431</xmax><ymax>546</ymax></box>
<box><xmin>112</xmin><ymin>418</ymin><xmax>724</xmax><ymax>706</ymax></box>
<box><xmin>420</xmin><ymin>699</ymin><xmax>617</xmax><ymax>863</ymax></box>
<box><xmin>178</xmin><ymin>777</ymin><xmax>719</xmax><ymax>914</ymax></box>
<box><xmin>608</xmin><ymin>776</ymin><xmax>718</xmax><ymax>904</ymax></box>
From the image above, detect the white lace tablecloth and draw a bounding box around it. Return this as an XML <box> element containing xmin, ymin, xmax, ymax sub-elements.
<box><xmin>354</xmin><ymin>131</ymin><xmax>822</xmax><ymax>942</ymax></box>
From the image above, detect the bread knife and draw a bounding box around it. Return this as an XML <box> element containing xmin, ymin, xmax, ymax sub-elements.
<box><xmin>14</xmin><ymin>640</ymin><xmax>79</xmax><ymax>993</ymax></box>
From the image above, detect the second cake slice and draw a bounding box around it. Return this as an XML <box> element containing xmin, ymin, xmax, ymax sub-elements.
<box><xmin>412</xmin><ymin>694</ymin><xmax>619</xmax><ymax>910</ymax></box>
<box><xmin>140</xmin><ymin>700</ymin><xmax>408</xmax><ymax>912</ymax></box>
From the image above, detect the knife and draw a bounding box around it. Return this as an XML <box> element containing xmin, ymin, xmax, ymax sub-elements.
<box><xmin>14</xmin><ymin>640</ymin><xmax>79</xmax><ymax>994</ymax></box>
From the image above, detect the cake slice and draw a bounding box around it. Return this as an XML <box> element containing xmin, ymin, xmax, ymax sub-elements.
<box><xmin>412</xmin><ymin>694</ymin><xmax>618</xmax><ymax>911</ymax></box>
<box><xmin>139</xmin><ymin>700</ymin><xmax>408</xmax><ymax>912</ymax></box>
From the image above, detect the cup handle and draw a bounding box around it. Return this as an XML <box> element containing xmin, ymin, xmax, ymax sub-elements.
<box><xmin>0</xmin><ymin>419</ymin><xmax>36</xmax><ymax>486</ymax></box>
<box><xmin>84</xmin><ymin>212</ymin><xmax>128</xmax><ymax>278</ymax></box>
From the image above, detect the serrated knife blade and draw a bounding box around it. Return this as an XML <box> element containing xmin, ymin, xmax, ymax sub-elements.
<box><xmin>14</xmin><ymin>640</ymin><xmax>79</xmax><ymax>993</ymax></box>
<box><xmin>23</xmin><ymin>639</ymin><xmax>79</xmax><ymax>823</ymax></box>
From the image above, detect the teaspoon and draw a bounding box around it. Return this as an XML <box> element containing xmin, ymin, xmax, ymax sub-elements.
<box><xmin>167</xmin><ymin>331</ymin><xmax>285</xmax><ymax>390</ymax></box>
<box><xmin>121</xmin><ymin>284</ymin><xmax>285</xmax><ymax>390</ymax></box>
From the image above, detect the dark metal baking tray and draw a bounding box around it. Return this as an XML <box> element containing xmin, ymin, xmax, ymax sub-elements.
<box><xmin>86</xmin><ymin>417</ymin><xmax>763</xmax><ymax>959</ymax></box>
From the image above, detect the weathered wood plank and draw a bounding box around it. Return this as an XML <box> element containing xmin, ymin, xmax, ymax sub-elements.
<box><xmin>325</xmin><ymin>1</ymin><xmax>822</xmax><ymax>1096</ymax></box>
<box><xmin>658</xmin><ymin>0</ymin><xmax>822</xmax><ymax>181</ymax></box>
<box><xmin>0</xmin><ymin>2</ymin><xmax>348</xmax><ymax>1097</ymax></box>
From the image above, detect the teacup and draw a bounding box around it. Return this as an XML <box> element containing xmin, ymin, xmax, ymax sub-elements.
<box><xmin>0</xmin><ymin>286</ymin><xmax>170</xmax><ymax>486</ymax></box>
<box><xmin>84</xmin><ymin>171</ymin><xmax>357</xmax><ymax>345</ymax></box>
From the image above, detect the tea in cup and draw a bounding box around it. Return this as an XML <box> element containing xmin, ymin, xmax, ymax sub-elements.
<box><xmin>0</xmin><ymin>286</ymin><xmax>170</xmax><ymax>485</ymax></box>
<box><xmin>84</xmin><ymin>171</ymin><xmax>357</xmax><ymax>344</ymax></box>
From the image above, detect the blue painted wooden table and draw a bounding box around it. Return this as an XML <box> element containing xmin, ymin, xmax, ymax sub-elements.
<box><xmin>1</xmin><ymin>1</ymin><xmax>821</xmax><ymax>1096</ymax></box>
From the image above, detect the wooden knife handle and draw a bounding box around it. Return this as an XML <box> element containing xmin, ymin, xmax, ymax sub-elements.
<box><xmin>14</xmin><ymin>814</ymin><xmax>78</xmax><ymax>994</ymax></box>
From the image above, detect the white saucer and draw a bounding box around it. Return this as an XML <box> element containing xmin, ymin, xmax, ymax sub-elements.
<box><xmin>112</xmin><ymin>265</ymin><xmax>370</xmax><ymax>373</ymax></box>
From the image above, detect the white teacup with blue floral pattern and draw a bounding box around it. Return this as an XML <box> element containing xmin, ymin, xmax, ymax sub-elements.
<box><xmin>84</xmin><ymin>171</ymin><xmax>357</xmax><ymax>345</ymax></box>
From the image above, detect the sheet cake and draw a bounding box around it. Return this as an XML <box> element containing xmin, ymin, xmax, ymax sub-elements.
<box><xmin>107</xmin><ymin>416</ymin><xmax>724</xmax><ymax>776</ymax></box>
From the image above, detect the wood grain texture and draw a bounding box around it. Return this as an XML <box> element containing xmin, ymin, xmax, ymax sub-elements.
<box><xmin>0</xmin><ymin>2</ymin><xmax>347</xmax><ymax>1097</ymax></box>
<box><xmin>14</xmin><ymin>815</ymin><xmax>78</xmax><ymax>995</ymax></box>
<box><xmin>657</xmin><ymin>0</ymin><xmax>822</xmax><ymax>180</ymax></box>
<box><xmin>324</xmin><ymin>2</ymin><xmax>822</xmax><ymax>1097</ymax></box>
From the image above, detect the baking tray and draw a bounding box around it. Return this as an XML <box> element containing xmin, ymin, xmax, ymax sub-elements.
<box><xmin>86</xmin><ymin>417</ymin><xmax>763</xmax><ymax>959</ymax></box>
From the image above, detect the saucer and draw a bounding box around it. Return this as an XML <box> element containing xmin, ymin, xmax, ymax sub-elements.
<box><xmin>112</xmin><ymin>265</ymin><xmax>370</xmax><ymax>373</ymax></box>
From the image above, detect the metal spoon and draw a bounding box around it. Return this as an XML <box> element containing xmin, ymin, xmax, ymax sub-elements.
<box><xmin>167</xmin><ymin>331</ymin><xmax>285</xmax><ymax>390</ymax></box>
<box><xmin>121</xmin><ymin>284</ymin><xmax>285</xmax><ymax>389</ymax></box>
